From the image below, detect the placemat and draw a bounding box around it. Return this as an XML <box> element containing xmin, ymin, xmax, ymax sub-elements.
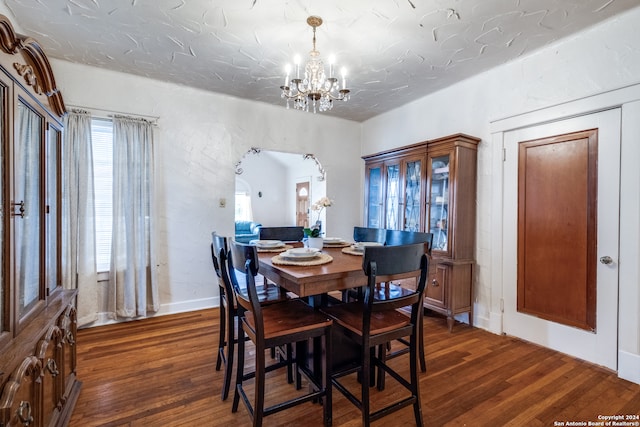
<box><xmin>272</xmin><ymin>253</ymin><xmax>333</xmax><ymax>266</ymax></box>
<box><xmin>257</xmin><ymin>244</ymin><xmax>292</xmax><ymax>253</ymax></box>
<box><xmin>341</xmin><ymin>247</ymin><xmax>363</xmax><ymax>256</ymax></box>
<box><xmin>323</xmin><ymin>242</ymin><xmax>352</xmax><ymax>248</ymax></box>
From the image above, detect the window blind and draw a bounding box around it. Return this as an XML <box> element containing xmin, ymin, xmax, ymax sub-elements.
<box><xmin>91</xmin><ymin>118</ymin><xmax>113</xmax><ymax>272</ymax></box>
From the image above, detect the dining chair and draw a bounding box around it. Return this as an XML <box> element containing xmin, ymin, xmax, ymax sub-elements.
<box><xmin>228</xmin><ymin>240</ymin><xmax>333</xmax><ymax>427</ymax></box>
<box><xmin>340</xmin><ymin>226</ymin><xmax>387</xmax><ymax>303</ymax></box>
<box><xmin>384</xmin><ymin>229</ymin><xmax>433</xmax><ymax>248</ymax></box>
<box><xmin>350</xmin><ymin>227</ymin><xmax>431</xmax><ymax>373</ymax></box>
<box><xmin>353</xmin><ymin>226</ymin><xmax>386</xmax><ymax>244</ymax></box>
<box><xmin>380</xmin><ymin>230</ymin><xmax>433</xmax><ymax>376</ymax></box>
<box><xmin>256</xmin><ymin>226</ymin><xmax>305</xmax><ymax>296</ymax></box>
<box><xmin>321</xmin><ymin>243</ymin><xmax>429</xmax><ymax>427</ymax></box>
<box><xmin>211</xmin><ymin>232</ymin><xmax>290</xmax><ymax>401</ymax></box>
<box><xmin>258</xmin><ymin>226</ymin><xmax>304</xmax><ymax>242</ymax></box>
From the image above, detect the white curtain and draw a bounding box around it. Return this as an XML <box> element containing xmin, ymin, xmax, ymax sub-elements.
<box><xmin>62</xmin><ymin>109</ymin><xmax>98</xmax><ymax>326</ymax></box>
<box><xmin>109</xmin><ymin>115</ymin><xmax>158</xmax><ymax>318</ymax></box>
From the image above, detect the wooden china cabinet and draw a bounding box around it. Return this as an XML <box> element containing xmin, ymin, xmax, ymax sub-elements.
<box><xmin>364</xmin><ymin>144</ymin><xmax>426</xmax><ymax>232</ymax></box>
<box><xmin>363</xmin><ymin>133</ymin><xmax>480</xmax><ymax>331</ymax></box>
<box><xmin>0</xmin><ymin>15</ymin><xmax>80</xmax><ymax>427</ymax></box>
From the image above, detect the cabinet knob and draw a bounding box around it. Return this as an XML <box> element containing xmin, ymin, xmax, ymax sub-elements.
<box><xmin>431</xmin><ymin>279</ymin><xmax>439</xmax><ymax>287</ymax></box>
<box><xmin>17</xmin><ymin>400</ymin><xmax>33</xmax><ymax>425</ymax></box>
<box><xmin>46</xmin><ymin>358</ymin><xmax>60</xmax><ymax>376</ymax></box>
<box><xmin>66</xmin><ymin>330</ymin><xmax>76</xmax><ymax>345</ymax></box>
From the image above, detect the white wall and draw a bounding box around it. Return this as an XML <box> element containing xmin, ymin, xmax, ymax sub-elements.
<box><xmin>47</xmin><ymin>58</ymin><xmax>361</xmax><ymax>317</ymax></box>
<box><xmin>361</xmin><ymin>6</ymin><xmax>640</xmax><ymax>383</ymax></box>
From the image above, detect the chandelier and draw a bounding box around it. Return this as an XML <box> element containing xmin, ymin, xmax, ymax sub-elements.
<box><xmin>280</xmin><ymin>16</ymin><xmax>350</xmax><ymax>113</ymax></box>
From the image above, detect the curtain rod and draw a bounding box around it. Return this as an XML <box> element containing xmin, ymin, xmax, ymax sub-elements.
<box><xmin>66</xmin><ymin>104</ymin><xmax>160</xmax><ymax>123</ymax></box>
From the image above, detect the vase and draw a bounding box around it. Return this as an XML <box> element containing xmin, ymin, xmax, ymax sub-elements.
<box><xmin>306</xmin><ymin>237</ymin><xmax>324</xmax><ymax>250</ymax></box>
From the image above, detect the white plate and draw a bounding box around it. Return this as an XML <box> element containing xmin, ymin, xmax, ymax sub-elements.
<box><xmin>352</xmin><ymin>241</ymin><xmax>384</xmax><ymax>251</ymax></box>
<box><xmin>250</xmin><ymin>239</ymin><xmax>284</xmax><ymax>248</ymax></box>
<box><xmin>323</xmin><ymin>237</ymin><xmax>345</xmax><ymax>244</ymax></box>
<box><xmin>281</xmin><ymin>248</ymin><xmax>320</xmax><ymax>260</ymax></box>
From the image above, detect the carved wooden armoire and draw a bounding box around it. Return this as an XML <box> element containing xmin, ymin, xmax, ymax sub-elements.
<box><xmin>0</xmin><ymin>15</ymin><xmax>80</xmax><ymax>427</ymax></box>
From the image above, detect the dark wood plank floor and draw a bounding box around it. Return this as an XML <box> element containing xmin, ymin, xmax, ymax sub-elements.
<box><xmin>69</xmin><ymin>308</ymin><xmax>640</xmax><ymax>426</ymax></box>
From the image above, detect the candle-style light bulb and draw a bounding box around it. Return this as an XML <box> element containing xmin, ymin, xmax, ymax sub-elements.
<box><xmin>294</xmin><ymin>55</ymin><xmax>301</xmax><ymax>79</ymax></box>
<box><xmin>341</xmin><ymin>67</ymin><xmax>347</xmax><ymax>89</ymax></box>
<box><xmin>284</xmin><ymin>64</ymin><xmax>291</xmax><ymax>86</ymax></box>
<box><xmin>328</xmin><ymin>55</ymin><xmax>335</xmax><ymax>78</ymax></box>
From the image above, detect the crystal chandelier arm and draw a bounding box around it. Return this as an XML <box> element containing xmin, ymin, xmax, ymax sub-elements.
<box><xmin>323</xmin><ymin>88</ymin><xmax>351</xmax><ymax>101</ymax></box>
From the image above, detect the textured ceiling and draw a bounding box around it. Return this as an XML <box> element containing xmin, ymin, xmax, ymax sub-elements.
<box><xmin>4</xmin><ymin>0</ymin><xmax>639</xmax><ymax>122</ymax></box>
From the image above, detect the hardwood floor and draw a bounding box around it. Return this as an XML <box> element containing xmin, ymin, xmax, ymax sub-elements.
<box><xmin>69</xmin><ymin>309</ymin><xmax>640</xmax><ymax>426</ymax></box>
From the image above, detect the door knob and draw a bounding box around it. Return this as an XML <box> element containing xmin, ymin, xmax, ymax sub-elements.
<box><xmin>599</xmin><ymin>256</ymin><xmax>613</xmax><ymax>265</ymax></box>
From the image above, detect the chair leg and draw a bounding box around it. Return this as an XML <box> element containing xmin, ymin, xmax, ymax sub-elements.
<box><xmin>286</xmin><ymin>343</ymin><xmax>294</xmax><ymax>385</ymax></box>
<box><xmin>216</xmin><ymin>301</ymin><xmax>226</xmax><ymax>371</ymax></box>
<box><xmin>418</xmin><ymin>306</ymin><xmax>426</xmax><ymax>373</ymax></box>
<box><xmin>410</xmin><ymin>333</ymin><xmax>424</xmax><ymax>426</ymax></box>
<box><xmin>231</xmin><ymin>322</ymin><xmax>245</xmax><ymax>413</ymax></box>
<box><xmin>254</xmin><ymin>342</ymin><xmax>266</xmax><ymax>427</ymax></box>
<box><xmin>376</xmin><ymin>344</ymin><xmax>386</xmax><ymax>391</ymax></box>
<box><xmin>323</xmin><ymin>331</ymin><xmax>332</xmax><ymax>427</ymax></box>
<box><xmin>221</xmin><ymin>310</ymin><xmax>236</xmax><ymax>401</ymax></box>
<box><xmin>361</xmin><ymin>346</ymin><xmax>373</xmax><ymax>427</ymax></box>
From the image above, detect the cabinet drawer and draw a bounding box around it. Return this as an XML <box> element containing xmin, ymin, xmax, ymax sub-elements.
<box><xmin>37</xmin><ymin>326</ymin><xmax>63</xmax><ymax>427</ymax></box>
<box><xmin>58</xmin><ymin>304</ymin><xmax>78</xmax><ymax>401</ymax></box>
<box><xmin>424</xmin><ymin>263</ymin><xmax>448</xmax><ymax>308</ymax></box>
<box><xmin>0</xmin><ymin>356</ymin><xmax>40</xmax><ymax>427</ymax></box>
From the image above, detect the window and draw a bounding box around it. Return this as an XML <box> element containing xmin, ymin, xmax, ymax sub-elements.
<box><xmin>91</xmin><ymin>118</ymin><xmax>113</xmax><ymax>272</ymax></box>
<box><xmin>235</xmin><ymin>192</ymin><xmax>253</xmax><ymax>222</ymax></box>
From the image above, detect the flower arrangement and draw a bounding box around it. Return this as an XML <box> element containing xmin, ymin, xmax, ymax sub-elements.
<box><xmin>304</xmin><ymin>196</ymin><xmax>333</xmax><ymax>237</ymax></box>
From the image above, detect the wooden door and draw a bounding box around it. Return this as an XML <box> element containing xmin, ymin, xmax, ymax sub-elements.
<box><xmin>295</xmin><ymin>181</ymin><xmax>309</xmax><ymax>228</ymax></box>
<box><xmin>517</xmin><ymin>130</ymin><xmax>597</xmax><ymax>331</ymax></box>
<box><xmin>503</xmin><ymin>109</ymin><xmax>620</xmax><ymax>370</ymax></box>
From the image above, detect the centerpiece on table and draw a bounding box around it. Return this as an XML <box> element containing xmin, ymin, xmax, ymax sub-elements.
<box><xmin>304</xmin><ymin>196</ymin><xmax>333</xmax><ymax>250</ymax></box>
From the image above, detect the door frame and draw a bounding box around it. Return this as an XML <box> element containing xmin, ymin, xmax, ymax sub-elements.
<box><xmin>503</xmin><ymin>110</ymin><xmax>620</xmax><ymax>370</ymax></box>
<box><xmin>489</xmin><ymin>83</ymin><xmax>640</xmax><ymax>383</ymax></box>
<box><xmin>295</xmin><ymin>181</ymin><xmax>310</xmax><ymax>228</ymax></box>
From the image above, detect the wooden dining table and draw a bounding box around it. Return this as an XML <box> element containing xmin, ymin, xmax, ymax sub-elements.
<box><xmin>258</xmin><ymin>245</ymin><xmax>366</xmax><ymax>301</ymax></box>
<box><xmin>257</xmin><ymin>244</ymin><xmax>420</xmax><ymax>305</ymax></box>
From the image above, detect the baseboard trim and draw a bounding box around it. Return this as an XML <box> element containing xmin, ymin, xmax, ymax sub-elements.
<box><xmin>156</xmin><ymin>296</ymin><xmax>219</xmax><ymax>316</ymax></box>
<box><xmin>618</xmin><ymin>350</ymin><xmax>640</xmax><ymax>385</ymax></box>
<box><xmin>83</xmin><ymin>297</ymin><xmax>220</xmax><ymax>329</ymax></box>
<box><xmin>488</xmin><ymin>310</ymin><xmax>503</xmax><ymax>335</ymax></box>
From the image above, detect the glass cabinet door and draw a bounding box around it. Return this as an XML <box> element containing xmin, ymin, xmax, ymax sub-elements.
<box><xmin>46</xmin><ymin>125</ymin><xmax>61</xmax><ymax>294</ymax></box>
<box><xmin>16</xmin><ymin>100</ymin><xmax>43</xmax><ymax>317</ymax></box>
<box><xmin>385</xmin><ymin>163</ymin><xmax>400</xmax><ymax>229</ymax></box>
<box><xmin>403</xmin><ymin>159</ymin><xmax>422</xmax><ymax>231</ymax></box>
<box><xmin>366</xmin><ymin>165</ymin><xmax>383</xmax><ymax>228</ymax></box>
<box><xmin>429</xmin><ymin>154</ymin><xmax>450</xmax><ymax>251</ymax></box>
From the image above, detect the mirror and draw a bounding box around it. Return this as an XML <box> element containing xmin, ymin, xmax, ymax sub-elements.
<box><xmin>235</xmin><ymin>149</ymin><xmax>327</xmax><ymax>231</ymax></box>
